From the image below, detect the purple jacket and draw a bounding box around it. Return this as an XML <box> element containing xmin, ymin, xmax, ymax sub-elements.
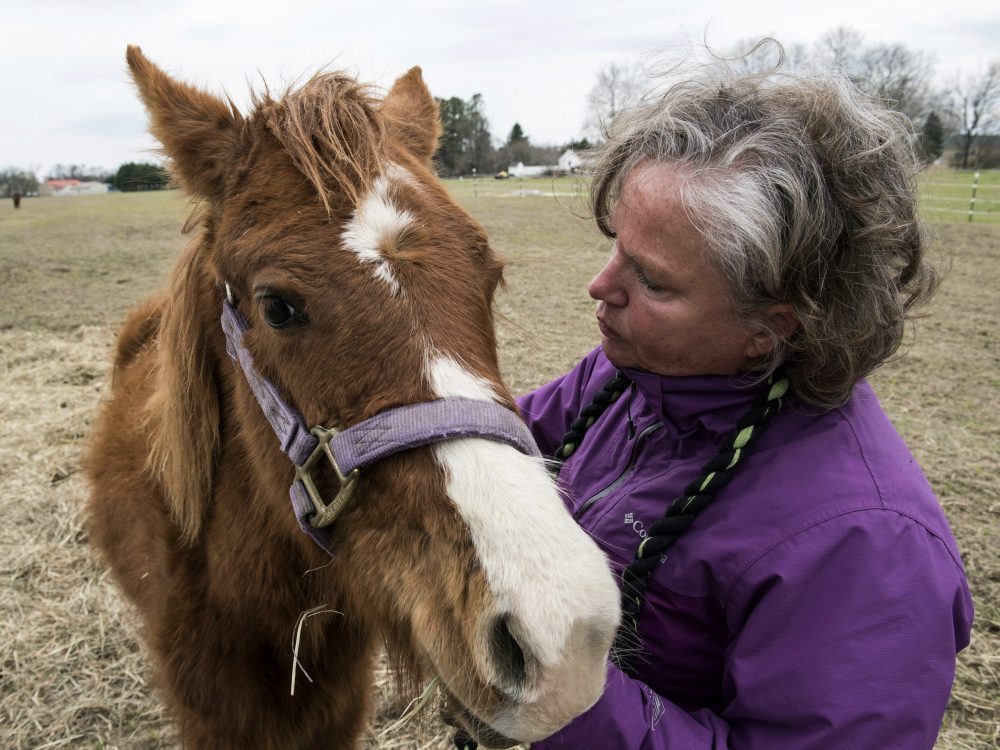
<box><xmin>518</xmin><ymin>348</ymin><xmax>973</xmax><ymax>750</ymax></box>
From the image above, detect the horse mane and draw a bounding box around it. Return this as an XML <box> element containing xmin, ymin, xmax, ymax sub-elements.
<box><xmin>254</xmin><ymin>73</ymin><xmax>386</xmax><ymax>214</ymax></box>
<box><xmin>144</xmin><ymin>237</ymin><xmax>220</xmax><ymax>543</ymax></box>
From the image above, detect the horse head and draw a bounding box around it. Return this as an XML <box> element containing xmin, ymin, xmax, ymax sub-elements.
<box><xmin>126</xmin><ymin>46</ymin><xmax>619</xmax><ymax>745</ymax></box>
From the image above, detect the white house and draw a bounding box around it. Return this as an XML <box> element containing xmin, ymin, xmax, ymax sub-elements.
<box><xmin>557</xmin><ymin>149</ymin><xmax>583</xmax><ymax>173</ymax></box>
<box><xmin>40</xmin><ymin>179</ymin><xmax>110</xmax><ymax>197</ymax></box>
<box><xmin>508</xmin><ymin>162</ymin><xmax>550</xmax><ymax>178</ymax></box>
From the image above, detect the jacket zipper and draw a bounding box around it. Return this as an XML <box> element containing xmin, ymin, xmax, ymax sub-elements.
<box><xmin>572</xmin><ymin>420</ymin><xmax>664</xmax><ymax>521</ymax></box>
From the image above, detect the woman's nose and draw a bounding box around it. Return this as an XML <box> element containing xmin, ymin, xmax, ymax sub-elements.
<box><xmin>588</xmin><ymin>251</ymin><xmax>627</xmax><ymax>307</ymax></box>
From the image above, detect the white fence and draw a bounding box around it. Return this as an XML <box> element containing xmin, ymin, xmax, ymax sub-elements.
<box><xmin>922</xmin><ymin>171</ymin><xmax>1000</xmax><ymax>222</ymax></box>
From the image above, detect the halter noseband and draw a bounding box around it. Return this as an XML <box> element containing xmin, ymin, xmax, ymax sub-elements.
<box><xmin>220</xmin><ymin>293</ymin><xmax>540</xmax><ymax>556</ymax></box>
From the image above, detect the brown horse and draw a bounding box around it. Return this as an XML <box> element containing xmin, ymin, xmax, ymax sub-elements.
<box><xmin>85</xmin><ymin>46</ymin><xmax>619</xmax><ymax>749</ymax></box>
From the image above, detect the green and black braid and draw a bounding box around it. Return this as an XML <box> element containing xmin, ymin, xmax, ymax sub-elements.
<box><xmin>613</xmin><ymin>371</ymin><xmax>788</xmax><ymax>675</ymax></box>
<box><xmin>551</xmin><ymin>371</ymin><xmax>631</xmax><ymax>467</ymax></box>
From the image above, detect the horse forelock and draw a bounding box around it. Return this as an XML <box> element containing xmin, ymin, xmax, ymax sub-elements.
<box><xmin>254</xmin><ymin>72</ymin><xmax>387</xmax><ymax>215</ymax></box>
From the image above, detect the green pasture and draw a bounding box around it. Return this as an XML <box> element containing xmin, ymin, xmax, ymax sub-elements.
<box><xmin>446</xmin><ymin>170</ymin><xmax>1000</xmax><ymax>224</ymax></box>
<box><xmin>0</xmin><ymin>186</ymin><xmax>997</xmax><ymax>748</ymax></box>
<box><xmin>919</xmin><ymin>170</ymin><xmax>1000</xmax><ymax>224</ymax></box>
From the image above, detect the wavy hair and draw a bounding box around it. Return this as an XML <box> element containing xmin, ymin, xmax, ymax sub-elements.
<box><xmin>590</xmin><ymin>49</ymin><xmax>938</xmax><ymax>409</ymax></box>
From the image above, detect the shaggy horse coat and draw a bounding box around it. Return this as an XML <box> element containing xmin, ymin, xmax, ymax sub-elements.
<box><xmin>86</xmin><ymin>47</ymin><xmax>619</xmax><ymax>749</ymax></box>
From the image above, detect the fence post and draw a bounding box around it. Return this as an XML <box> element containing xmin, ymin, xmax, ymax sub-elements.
<box><xmin>968</xmin><ymin>171</ymin><xmax>980</xmax><ymax>222</ymax></box>
<box><xmin>473</xmin><ymin>167</ymin><xmax>477</xmax><ymax>199</ymax></box>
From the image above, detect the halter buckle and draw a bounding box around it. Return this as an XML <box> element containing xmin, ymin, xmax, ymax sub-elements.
<box><xmin>295</xmin><ymin>426</ymin><xmax>359</xmax><ymax>528</ymax></box>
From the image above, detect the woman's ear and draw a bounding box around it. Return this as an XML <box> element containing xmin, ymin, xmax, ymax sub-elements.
<box><xmin>745</xmin><ymin>303</ymin><xmax>800</xmax><ymax>359</ymax></box>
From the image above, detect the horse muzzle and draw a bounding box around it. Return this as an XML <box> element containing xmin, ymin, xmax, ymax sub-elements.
<box><xmin>441</xmin><ymin>611</ymin><xmax>613</xmax><ymax>746</ymax></box>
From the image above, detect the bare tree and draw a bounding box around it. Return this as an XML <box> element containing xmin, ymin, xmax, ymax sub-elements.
<box><xmin>817</xmin><ymin>27</ymin><xmax>867</xmax><ymax>77</ymax></box>
<box><xmin>585</xmin><ymin>61</ymin><xmax>642</xmax><ymax>137</ymax></box>
<box><xmin>0</xmin><ymin>167</ymin><xmax>39</xmax><ymax>197</ymax></box>
<box><xmin>950</xmin><ymin>61</ymin><xmax>1000</xmax><ymax>169</ymax></box>
<box><xmin>816</xmin><ymin>27</ymin><xmax>936</xmax><ymax>124</ymax></box>
<box><xmin>859</xmin><ymin>43</ymin><xmax>936</xmax><ymax>122</ymax></box>
<box><xmin>46</xmin><ymin>163</ymin><xmax>114</xmax><ymax>182</ymax></box>
<box><xmin>724</xmin><ymin>37</ymin><xmax>809</xmax><ymax>75</ymax></box>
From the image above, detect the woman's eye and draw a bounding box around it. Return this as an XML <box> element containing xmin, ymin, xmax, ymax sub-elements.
<box><xmin>260</xmin><ymin>295</ymin><xmax>302</xmax><ymax>328</ymax></box>
<box><xmin>634</xmin><ymin>266</ymin><xmax>663</xmax><ymax>293</ymax></box>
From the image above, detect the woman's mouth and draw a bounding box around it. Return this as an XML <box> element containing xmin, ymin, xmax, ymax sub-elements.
<box><xmin>596</xmin><ymin>316</ymin><xmax>619</xmax><ymax>339</ymax></box>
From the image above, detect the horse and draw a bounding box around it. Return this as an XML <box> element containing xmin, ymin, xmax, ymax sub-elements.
<box><xmin>85</xmin><ymin>46</ymin><xmax>620</xmax><ymax>749</ymax></box>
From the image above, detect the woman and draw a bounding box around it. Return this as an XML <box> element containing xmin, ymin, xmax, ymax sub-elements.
<box><xmin>515</xmin><ymin>63</ymin><xmax>974</xmax><ymax>749</ymax></box>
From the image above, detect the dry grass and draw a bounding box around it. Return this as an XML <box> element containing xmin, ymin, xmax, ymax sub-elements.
<box><xmin>1</xmin><ymin>185</ymin><xmax>997</xmax><ymax>748</ymax></box>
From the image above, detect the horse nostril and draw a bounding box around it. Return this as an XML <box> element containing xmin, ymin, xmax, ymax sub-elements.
<box><xmin>490</xmin><ymin>614</ymin><xmax>528</xmax><ymax>692</ymax></box>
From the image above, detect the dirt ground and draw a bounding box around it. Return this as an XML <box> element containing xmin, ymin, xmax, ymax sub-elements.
<box><xmin>1</xmin><ymin>187</ymin><xmax>997</xmax><ymax>748</ymax></box>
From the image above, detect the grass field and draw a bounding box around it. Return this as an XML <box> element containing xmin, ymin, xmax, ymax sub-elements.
<box><xmin>431</xmin><ymin>170</ymin><xmax>1000</xmax><ymax>224</ymax></box>
<box><xmin>1</xmin><ymin>181</ymin><xmax>997</xmax><ymax>749</ymax></box>
<box><xmin>920</xmin><ymin>169</ymin><xmax>1000</xmax><ymax>224</ymax></box>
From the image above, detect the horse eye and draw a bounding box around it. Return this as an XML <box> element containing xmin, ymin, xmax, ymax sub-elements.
<box><xmin>260</xmin><ymin>295</ymin><xmax>302</xmax><ymax>329</ymax></box>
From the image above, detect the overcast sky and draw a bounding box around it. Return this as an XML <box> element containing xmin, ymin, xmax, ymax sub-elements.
<box><xmin>3</xmin><ymin>0</ymin><xmax>998</xmax><ymax>178</ymax></box>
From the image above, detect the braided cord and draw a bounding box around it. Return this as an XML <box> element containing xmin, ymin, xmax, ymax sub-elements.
<box><xmin>551</xmin><ymin>372</ymin><xmax>631</xmax><ymax>469</ymax></box>
<box><xmin>614</xmin><ymin>371</ymin><xmax>789</xmax><ymax>675</ymax></box>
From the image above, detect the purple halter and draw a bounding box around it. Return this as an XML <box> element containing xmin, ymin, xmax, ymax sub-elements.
<box><xmin>220</xmin><ymin>295</ymin><xmax>541</xmax><ymax>556</ymax></box>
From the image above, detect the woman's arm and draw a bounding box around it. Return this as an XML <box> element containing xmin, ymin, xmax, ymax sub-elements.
<box><xmin>533</xmin><ymin>510</ymin><xmax>973</xmax><ymax>750</ymax></box>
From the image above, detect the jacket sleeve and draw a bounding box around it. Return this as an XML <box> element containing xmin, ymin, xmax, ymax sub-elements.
<box><xmin>533</xmin><ymin>662</ymin><xmax>730</xmax><ymax>749</ymax></box>
<box><xmin>533</xmin><ymin>510</ymin><xmax>973</xmax><ymax>750</ymax></box>
<box><xmin>516</xmin><ymin>348</ymin><xmax>604</xmax><ymax>458</ymax></box>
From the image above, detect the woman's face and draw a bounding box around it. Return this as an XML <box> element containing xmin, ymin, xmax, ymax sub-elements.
<box><xmin>588</xmin><ymin>162</ymin><xmax>763</xmax><ymax>377</ymax></box>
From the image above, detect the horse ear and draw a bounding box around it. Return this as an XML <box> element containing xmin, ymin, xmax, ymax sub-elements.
<box><xmin>126</xmin><ymin>45</ymin><xmax>243</xmax><ymax>200</ymax></box>
<box><xmin>381</xmin><ymin>66</ymin><xmax>441</xmax><ymax>165</ymax></box>
<box><xmin>145</xmin><ymin>240</ymin><xmax>220</xmax><ymax>544</ymax></box>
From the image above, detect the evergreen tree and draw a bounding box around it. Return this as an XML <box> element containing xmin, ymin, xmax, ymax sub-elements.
<box><xmin>499</xmin><ymin>123</ymin><xmax>533</xmax><ymax>168</ymax></box>
<box><xmin>435</xmin><ymin>97</ymin><xmax>468</xmax><ymax>175</ymax></box>
<box><xmin>507</xmin><ymin>123</ymin><xmax>527</xmax><ymax>145</ymax></box>
<box><xmin>433</xmin><ymin>95</ymin><xmax>496</xmax><ymax>176</ymax></box>
<box><xmin>114</xmin><ymin>162</ymin><xmax>169</xmax><ymax>191</ymax></box>
<box><xmin>918</xmin><ymin>112</ymin><xmax>945</xmax><ymax>164</ymax></box>
<box><xmin>466</xmin><ymin>94</ymin><xmax>495</xmax><ymax>175</ymax></box>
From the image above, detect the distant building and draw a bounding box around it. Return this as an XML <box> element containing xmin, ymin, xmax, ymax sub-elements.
<box><xmin>557</xmin><ymin>149</ymin><xmax>584</xmax><ymax>174</ymax></box>
<box><xmin>508</xmin><ymin>162</ymin><xmax>550</xmax><ymax>178</ymax></box>
<box><xmin>508</xmin><ymin>148</ymin><xmax>589</xmax><ymax>178</ymax></box>
<box><xmin>40</xmin><ymin>179</ymin><xmax>110</xmax><ymax>197</ymax></box>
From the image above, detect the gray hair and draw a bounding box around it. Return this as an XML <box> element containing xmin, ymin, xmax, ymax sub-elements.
<box><xmin>589</xmin><ymin>56</ymin><xmax>937</xmax><ymax>409</ymax></box>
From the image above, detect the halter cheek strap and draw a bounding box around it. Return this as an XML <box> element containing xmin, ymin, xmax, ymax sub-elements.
<box><xmin>221</xmin><ymin>297</ymin><xmax>319</xmax><ymax>464</ymax></box>
<box><xmin>220</xmin><ymin>297</ymin><xmax>541</xmax><ymax>557</ymax></box>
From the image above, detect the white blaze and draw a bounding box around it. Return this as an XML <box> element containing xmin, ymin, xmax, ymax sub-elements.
<box><xmin>340</xmin><ymin>170</ymin><xmax>413</xmax><ymax>295</ymax></box>
<box><xmin>426</xmin><ymin>354</ymin><xmax>620</xmax><ymax>685</ymax></box>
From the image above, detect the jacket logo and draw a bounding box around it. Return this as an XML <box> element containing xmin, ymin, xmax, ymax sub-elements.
<box><xmin>625</xmin><ymin>512</ymin><xmax>668</xmax><ymax>564</ymax></box>
<box><xmin>624</xmin><ymin>512</ymin><xmax>646</xmax><ymax>537</ymax></box>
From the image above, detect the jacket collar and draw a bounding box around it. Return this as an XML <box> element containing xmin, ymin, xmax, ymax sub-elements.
<box><xmin>620</xmin><ymin>365</ymin><xmax>766</xmax><ymax>437</ymax></box>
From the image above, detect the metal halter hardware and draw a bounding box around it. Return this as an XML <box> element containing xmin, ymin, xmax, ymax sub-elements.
<box><xmin>219</xmin><ymin>291</ymin><xmax>542</xmax><ymax>555</ymax></box>
<box><xmin>296</xmin><ymin>426</ymin><xmax>358</xmax><ymax>528</ymax></box>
